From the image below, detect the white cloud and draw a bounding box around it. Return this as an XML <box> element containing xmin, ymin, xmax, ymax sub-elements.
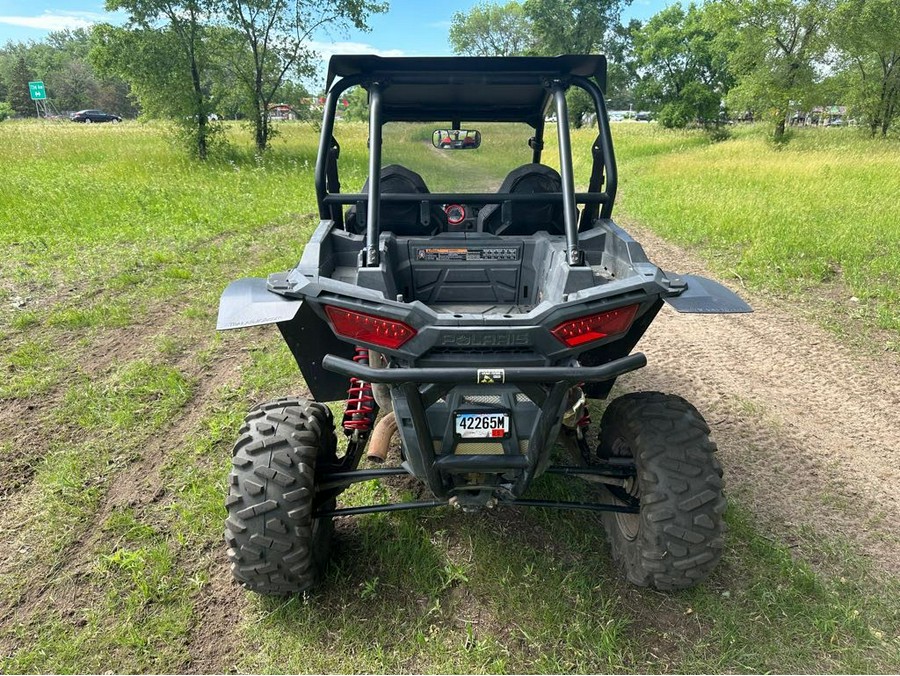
<box><xmin>54</xmin><ymin>10</ymin><xmax>110</xmax><ymax>21</ymax></box>
<box><xmin>0</xmin><ymin>10</ymin><xmax>102</xmax><ymax>32</ymax></box>
<box><xmin>307</xmin><ymin>39</ymin><xmax>410</xmax><ymax>63</ymax></box>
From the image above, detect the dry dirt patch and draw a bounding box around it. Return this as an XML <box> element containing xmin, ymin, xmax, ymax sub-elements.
<box><xmin>621</xmin><ymin>222</ymin><xmax>900</xmax><ymax>575</ymax></box>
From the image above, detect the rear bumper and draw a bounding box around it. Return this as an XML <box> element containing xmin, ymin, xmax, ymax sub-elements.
<box><xmin>321</xmin><ymin>352</ymin><xmax>647</xmax><ymax>384</ymax></box>
<box><xmin>322</xmin><ymin>351</ymin><xmax>647</xmax><ymax>501</ymax></box>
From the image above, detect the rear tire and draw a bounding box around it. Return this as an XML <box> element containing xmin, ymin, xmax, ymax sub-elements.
<box><xmin>225</xmin><ymin>397</ymin><xmax>337</xmax><ymax>595</ymax></box>
<box><xmin>598</xmin><ymin>392</ymin><xmax>725</xmax><ymax>590</ymax></box>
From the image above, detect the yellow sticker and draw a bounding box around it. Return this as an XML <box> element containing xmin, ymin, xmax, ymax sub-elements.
<box><xmin>477</xmin><ymin>369</ymin><xmax>505</xmax><ymax>384</ymax></box>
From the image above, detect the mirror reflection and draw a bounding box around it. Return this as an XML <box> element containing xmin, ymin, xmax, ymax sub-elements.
<box><xmin>432</xmin><ymin>129</ymin><xmax>481</xmax><ymax>149</ymax></box>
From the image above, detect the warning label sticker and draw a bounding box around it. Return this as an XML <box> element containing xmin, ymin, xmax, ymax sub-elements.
<box><xmin>415</xmin><ymin>247</ymin><xmax>519</xmax><ymax>262</ymax></box>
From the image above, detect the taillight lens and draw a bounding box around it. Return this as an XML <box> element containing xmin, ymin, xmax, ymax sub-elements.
<box><xmin>324</xmin><ymin>305</ymin><xmax>417</xmax><ymax>349</ymax></box>
<box><xmin>551</xmin><ymin>304</ymin><xmax>639</xmax><ymax>347</ymax></box>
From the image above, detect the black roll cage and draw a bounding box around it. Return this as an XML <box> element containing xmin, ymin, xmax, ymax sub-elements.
<box><xmin>314</xmin><ymin>58</ymin><xmax>618</xmax><ymax>268</ymax></box>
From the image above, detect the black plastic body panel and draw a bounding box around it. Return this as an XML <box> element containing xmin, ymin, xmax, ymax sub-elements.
<box><xmin>663</xmin><ymin>274</ymin><xmax>753</xmax><ymax>314</ymax></box>
<box><xmin>277</xmin><ymin>303</ymin><xmax>356</xmax><ymax>402</ymax></box>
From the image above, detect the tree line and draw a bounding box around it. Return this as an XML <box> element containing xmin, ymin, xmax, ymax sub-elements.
<box><xmin>0</xmin><ymin>29</ymin><xmax>136</xmax><ymax>123</ymax></box>
<box><xmin>1</xmin><ymin>0</ymin><xmax>387</xmax><ymax>158</ymax></box>
<box><xmin>449</xmin><ymin>0</ymin><xmax>900</xmax><ymax>139</ymax></box>
<box><xmin>1</xmin><ymin>0</ymin><xmax>896</xmax><ymax>151</ymax></box>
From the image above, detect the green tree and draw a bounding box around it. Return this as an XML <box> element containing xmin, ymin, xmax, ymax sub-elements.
<box><xmin>523</xmin><ymin>0</ymin><xmax>630</xmax><ymax>55</ymax></box>
<box><xmin>715</xmin><ymin>0</ymin><xmax>833</xmax><ymax>140</ymax></box>
<box><xmin>42</xmin><ymin>28</ymin><xmax>135</xmax><ymax>115</ymax></box>
<box><xmin>632</xmin><ymin>3</ymin><xmax>733</xmax><ymax>127</ymax></box>
<box><xmin>341</xmin><ymin>85</ymin><xmax>368</xmax><ymax>122</ymax></box>
<box><xmin>831</xmin><ymin>0</ymin><xmax>900</xmax><ymax>137</ymax></box>
<box><xmin>523</xmin><ymin>0</ymin><xmax>632</xmax><ymax>125</ymax></box>
<box><xmin>219</xmin><ymin>0</ymin><xmax>387</xmax><ymax>152</ymax></box>
<box><xmin>94</xmin><ymin>0</ymin><xmax>217</xmax><ymax>159</ymax></box>
<box><xmin>449</xmin><ymin>1</ymin><xmax>535</xmax><ymax>56</ymax></box>
<box><xmin>7</xmin><ymin>56</ymin><xmax>35</xmax><ymax>117</ymax></box>
<box><xmin>605</xmin><ymin>18</ymin><xmax>641</xmax><ymax>110</ymax></box>
<box><xmin>46</xmin><ymin>28</ymin><xmax>93</xmax><ymax>61</ymax></box>
<box><xmin>0</xmin><ymin>29</ymin><xmax>134</xmax><ymax>117</ymax></box>
<box><xmin>49</xmin><ymin>59</ymin><xmax>99</xmax><ymax>112</ymax></box>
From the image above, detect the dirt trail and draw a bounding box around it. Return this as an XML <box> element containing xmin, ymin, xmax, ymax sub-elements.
<box><xmin>620</xmin><ymin>221</ymin><xmax>900</xmax><ymax>574</ymax></box>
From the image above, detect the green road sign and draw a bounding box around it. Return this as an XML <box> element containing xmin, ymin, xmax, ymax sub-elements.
<box><xmin>29</xmin><ymin>81</ymin><xmax>46</xmax><ymax>100</ymax></box>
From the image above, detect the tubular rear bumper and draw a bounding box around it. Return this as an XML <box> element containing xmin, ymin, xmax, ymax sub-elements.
<box><xmin>322</xmin><ymin>351</ymin><xmax>647</xmax><ymax>501</ymax></box>
<box><xmin>321</xmin><ymin>352</ymin><xmax>647</xmax><ymax>384</ymax></box>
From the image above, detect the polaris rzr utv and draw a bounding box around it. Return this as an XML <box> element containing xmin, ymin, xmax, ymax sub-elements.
<box><xmin>217</xmin><ymin>54</ymin><xmax>751</xmax><ymax>595</ymax></box>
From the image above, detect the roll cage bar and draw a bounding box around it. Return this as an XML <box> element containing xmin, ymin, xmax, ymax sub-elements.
<box><xmin>314</xmin><ymin>56</ymin><xmax>618</xmax><ymax>267</ymax></box>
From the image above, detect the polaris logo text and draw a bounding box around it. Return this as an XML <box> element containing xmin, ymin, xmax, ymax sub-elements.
<box><xmin>440</xmin><ymin>333</ymin><xmax>529</xmax><ymax>347</ymax></box>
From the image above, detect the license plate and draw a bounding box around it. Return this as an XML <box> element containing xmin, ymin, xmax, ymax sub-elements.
<box><xmin>454</xmin><ymin>411</ymin><xmax>510</xmax><ymax>439</ymax></box>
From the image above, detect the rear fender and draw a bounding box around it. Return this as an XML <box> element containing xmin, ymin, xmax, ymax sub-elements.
<box><xmin>216</xmin><ymin>277</ymin><xmax>353</xmax><ymax>402</ymax></box>
<box><xmin>663</xmin><ymin>274</ymin><xmax>752</xmax><ymax>314</ymax></box>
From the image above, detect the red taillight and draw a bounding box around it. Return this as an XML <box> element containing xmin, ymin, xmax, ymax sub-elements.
<box><xmin>324</xmin><ymin>305</ymin><xmax>417</xmax><ymax>349</ymax></box>
<box><xmin>551</xmin><ymin>304</ymin><xmax>639</xmax><ymax>347</ymax></box>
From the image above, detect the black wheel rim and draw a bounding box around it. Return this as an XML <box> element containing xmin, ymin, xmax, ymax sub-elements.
<box><xmin>611</xmin><ymin>436</ymin><xmax>641</xmax><ymax>541</ymax></box>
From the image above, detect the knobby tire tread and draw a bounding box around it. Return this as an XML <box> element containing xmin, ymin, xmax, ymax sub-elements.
<box><xmin>599</xmin><ymin>391</ymin><xmax>726</xmax><ymax>590</ymax></box>
<box><xmin>225</xmin><ymin>397</ymin><xmax>337</xmax><ymax>595</ymax></box>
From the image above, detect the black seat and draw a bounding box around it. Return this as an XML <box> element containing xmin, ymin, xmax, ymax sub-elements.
<box><xmin>344</xmin><ymin>164</ymin><xmax>444</xmax><ymax>236</ymax></box>
<box><xmin>476</xmin><ymin>163</ymin><xmax>566</xmax><ymax>236</ymax></box>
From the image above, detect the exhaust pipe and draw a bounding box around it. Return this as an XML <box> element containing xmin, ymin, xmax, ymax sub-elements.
<box><xmin>366</xmin><ymin>411</ymin><xmax>398</xmax><ymax>463</ymax></box>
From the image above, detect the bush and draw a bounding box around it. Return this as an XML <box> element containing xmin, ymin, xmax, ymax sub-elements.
<box><xmin>0</xmin><ymin>102</ymin><xmax>12</xmax><ymax>122</ymax></box>
<box><xmin>707</xmin><ymin>124</ymin><xmax>732</xmax><ymax>143</ymax></box>
<box><xmin>656</xmin><ymin>82</ymin><xmax>721</xmax><ymax>130</ymax></box>
<box><xmin>657</xmin><ymin>100</ymin><xmax>693</xmax><ymax>129</ymax></box>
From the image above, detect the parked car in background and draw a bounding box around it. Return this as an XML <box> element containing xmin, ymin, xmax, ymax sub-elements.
<box><xmin>635</xmin><ymin>111</ymin><xmax>652</xmax><ymax>122</ymax></box>
<box><xmin>71</xmin><ymin>110</ymin><xmax>122</xmax><ymax>124</ymax></box>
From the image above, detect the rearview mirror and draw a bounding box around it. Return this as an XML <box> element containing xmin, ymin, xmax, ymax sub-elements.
<box><xmin>432</xmin><ymin>129</ymin><xmax>481</xmax><ymax>150</ymax></box>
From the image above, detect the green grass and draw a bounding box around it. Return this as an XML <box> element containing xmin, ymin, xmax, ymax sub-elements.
<box><xmin>1</xmin><ymin>118</ymin><xmax>899</xmax><ymax>673</ymax></box>
<box><xmin>0</xmin><ymin>338</ymin><xmax>70</xmax><ymax>398</ymax></box>
<box><xmin>606</xmin><ymin>123</ymin><xmax>900</xmax><ymax>333</ymax></box>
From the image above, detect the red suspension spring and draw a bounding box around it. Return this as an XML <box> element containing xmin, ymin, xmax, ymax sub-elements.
<box><xmin>342</xmin><ymin>347</ymin><xmax>376</xmax><ymax>434</ymax></box>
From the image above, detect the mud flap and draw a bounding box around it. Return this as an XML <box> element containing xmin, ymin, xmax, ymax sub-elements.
<box><xmin>216</xmin><ymin>277</ymin><xmax>303</xmax><ymax>330</ymax></box>
<box><xmin>663</xmin><ymin>274</ymin><xmax>752</xmax><ymax>314</ymax></box>
<box><xmin>216</xmin><ymin>277</ymin><xmax>354</xmax><ymax>402</ymax></box>
<box><xmin>277</xmin><ymin>302</ymin><xmax>356</xmax><ymax>402</ymax></box>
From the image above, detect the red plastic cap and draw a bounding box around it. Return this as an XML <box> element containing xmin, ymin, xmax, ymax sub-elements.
<box><xmin>551</xmin><ymin>304</ymin><xmax>639</xmax><ymax>347</ymax></box>
<box><xmin>324</xmin><ymin>305</ymin><xmax>417</xmax><ymax>350</ymax></box>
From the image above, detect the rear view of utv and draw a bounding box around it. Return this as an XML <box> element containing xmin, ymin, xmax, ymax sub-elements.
<box><xmin>217</xmin><ymin>54</ymin><xmax>751</xmax><ymax>595</ymax></box>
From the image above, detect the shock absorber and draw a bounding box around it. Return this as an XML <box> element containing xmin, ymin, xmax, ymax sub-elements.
<box><xmin>342</xmin><ymin>347</ymin><xmax>377</xmax><ymax>436</ymax></box>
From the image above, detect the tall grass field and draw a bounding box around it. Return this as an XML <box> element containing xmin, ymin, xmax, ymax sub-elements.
<box><xmin>608</xmin><ymin>124</ymin><xmax>900</xmax><ymax>333</ymax></box>
<box><xmin>0</xmin><ymin>119</ymin><xmax>898</xmax><ymax>673</ymax></box>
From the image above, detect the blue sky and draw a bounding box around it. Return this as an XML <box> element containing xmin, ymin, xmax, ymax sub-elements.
<box><xmin>0</xmin><ymin>0</ymin><xmax>669</xmax><ymax>53</ymax></box>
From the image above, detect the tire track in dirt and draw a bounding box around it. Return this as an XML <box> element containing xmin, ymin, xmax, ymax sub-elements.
<box><xmin>0</xmin><ymin>307</ymin><xmax>177</xmax><ymax>498</ymax></box>
<box><xmin>0</xmin><ymin>220</ymin><xmax>308</xmax><ymax>668</ymax></box>
<box><xmin>618</xmin><ymin>221</ymin><xmax>900</xmax><ymax>574</ymax></box>
<box><xmin>0</xmin><ymin>219</ymin><xmax>303</xmax><ymax>499</ymax></box>
<box><xmin>0</xmin><ymin>338</ymin><xmax>253</xmax><ymax>664</ymax></box>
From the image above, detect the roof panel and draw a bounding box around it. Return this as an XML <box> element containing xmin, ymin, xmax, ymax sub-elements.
<box><xmin>326</xmin><ymin>55</ymin><xmax>607</xmax><ymax>127</ymax></box>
